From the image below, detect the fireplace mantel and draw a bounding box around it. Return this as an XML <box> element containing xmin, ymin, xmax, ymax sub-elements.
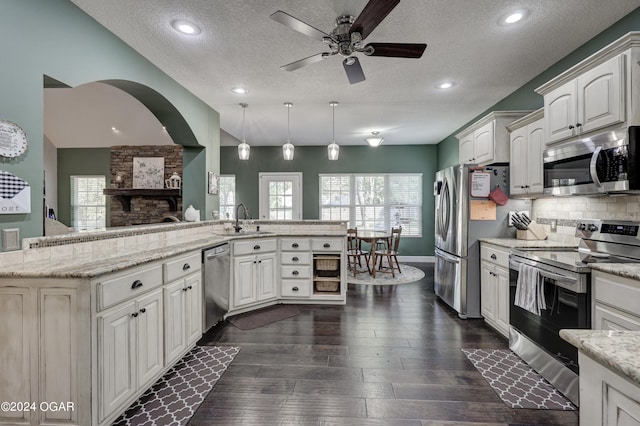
<box><xmin>103</xmin><ymin>188</ymin><xmax>181</xmax><ymax>212</ymax></box>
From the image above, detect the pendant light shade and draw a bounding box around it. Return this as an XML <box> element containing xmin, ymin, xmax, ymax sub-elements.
<box><xmin>327</xmin><ymin>101</ymin><xmax>340</xmax><ymax>160</ymax></box>
<box><xmin>366</xmin><ymin>131</ymin><xmax>384</xmax><ymax>147</ymax></box>
<box><xmin>238</xmin><ymin>103</ymin><xmax>250</xmax><ymax>160</ymax></box>
<box><xmin>282</xmin><ymin>102</ymin><xmax>295</xmax><ymax>160</ymax></box>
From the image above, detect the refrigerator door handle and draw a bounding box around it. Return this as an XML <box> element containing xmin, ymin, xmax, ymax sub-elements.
<box><xmin>436</xmin><ymin>249</ymin><xmax>460</xmax><ymax>263</ymax></box>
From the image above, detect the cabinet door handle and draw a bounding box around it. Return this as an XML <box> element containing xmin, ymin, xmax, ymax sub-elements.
<box><xmin>254</xmin><ymin>245</ymin><xmax>261</xmax><ymax>250</ymax></box>
<box><xmin>139</xmin><ymin>308</ymin><xmax>146</xmax><ymax>314</ymax></box>
<box><xmin>568</xmin><ymin>125</ymin><xmax>575</xmax><ymax>130</ymax></box>
<box><xmin>490</xmin><ymin>254</ymin><xmax>497</xmax><ymax>260</ymax></box>
<box><xmin>292</xmin><ymin>270</ymin><xmax>299</xmax><ymax>276</ymax></box>
<box><xmin>183</xmin><ymin>263</ymin><xmax>191</xmax><ymax>271</ymax></box>
<box><xmin>131</xmin><ymin>280</ymin><xmax>143</xmax><ymax>290</ymax></box>
<box><xmin>131</xmin><ymin>312</ymin><xmax>139</xmax><ymax>318</ymax></box>
<box><xmin>292</xmin><ymin>243</ymin><xmax>299</xmax><ymax>248</ymax></box>
<box><xmin>292</xmin><ymin>287</ymin><xmax>299</xmax><ymax>292</ymax></box>
<box><xmin>323</xmin><ymin>243</ymin><xmax>331</xmax><ymax>248</ymax></box>
<box><xmin>292</xmin><ymin>256</ymin><xmax>299</xmax><ymax>262</ymax></box>
<box><xmin>187</xmin><ymin>285</ymin><xmax>193</xmax><ymax>290</ymax></box>
<box><xmin>182</xmin><ymin>287</ymin><xmax>189</xmax><ymax>292</ymax></box>
<box><xmin>576</xmin><ymin>122</ymin><xmax>582</xmax><ymax>128</ymax></box>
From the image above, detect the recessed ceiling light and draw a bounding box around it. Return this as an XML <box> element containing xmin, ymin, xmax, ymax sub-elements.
<box><xmin>171</xmin><ymin>19</ymin><xmax>201</xmax><ymax>35</ymax></box>
<box><xmin>231</xmin><ymin>87</ymin><xmax>249</xmax><ymax>95</ymax></box>
<box><xmin>437</xmin><ymin>81</ymin><xmax>455</xmax><ymax>89</ymax></box>
<box><xmin>501</xmin><ymin>9</ymin><xmax>528</xmax><ymax>25</ymax></box>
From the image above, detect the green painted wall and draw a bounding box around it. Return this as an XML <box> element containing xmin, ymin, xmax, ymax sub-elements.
<box><xmin>436</xmin><ymin>6</ymin><xmax>640</xmax><ymax>171</ymax></box>
<box><xmin>0</xmin><ymin>0</ymin><xmax>219</xmax><ymax>248</ymax></box>
<box><xmin>221</xmin><ymin>145</ymin><xmax>438</xmax><ymax>256</ymax></box>
<box><xmin>57</xmin><ymin>148</ymin><xmax>111</xmax><ymax>227</ymax></box>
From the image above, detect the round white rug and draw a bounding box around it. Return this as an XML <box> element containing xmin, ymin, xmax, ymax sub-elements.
<box><xmin>347</xmin><ymin>264</ymin><xmax>425</xmax><ymax>285</ymax></box>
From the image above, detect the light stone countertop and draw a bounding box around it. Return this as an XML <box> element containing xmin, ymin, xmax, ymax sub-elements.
<box><xmin>589</xmin><ymin>263</ymin><xmax>640</xmax><ymax>281</ymax></box>
<box><xmin>560</xmin><ymin>329</ymin><xmax>640</xmax><ymax>386</ymax></box>
<box><xmin>0</xmin><ymin>231</ymin><xmax>345</xmax><ymax>279</ymax></box>
<box><xmin>479</xmin><ymin>238</ymin><xmax>577</xmax><ymax>249</ymax></box>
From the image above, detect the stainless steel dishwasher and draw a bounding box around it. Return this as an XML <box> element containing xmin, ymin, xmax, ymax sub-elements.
<box><xmin>202</xmin><ymin>243</ymin><xmax>230</xmax><ymax>331</ymax></box>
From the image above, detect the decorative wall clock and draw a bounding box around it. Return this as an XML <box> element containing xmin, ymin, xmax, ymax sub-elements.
<box><xmin>0</xmin><ymin>120</ymin><xmax>28</xmax><ymax>158</ymax></box>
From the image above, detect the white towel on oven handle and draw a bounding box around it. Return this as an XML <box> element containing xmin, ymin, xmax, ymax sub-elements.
<box><xmin>515</xmin><ymin>263</ymin><xmax>545</xmax><ymax>315</ymax></box>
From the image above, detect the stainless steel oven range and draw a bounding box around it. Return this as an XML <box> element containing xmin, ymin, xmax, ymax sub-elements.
<box><xmin>508</xmin><ymin>219</ymin><xmax>640</xmax><ymax>406</ymax></box>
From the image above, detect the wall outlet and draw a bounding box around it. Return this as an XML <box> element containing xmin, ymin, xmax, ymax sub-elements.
<box><xmin>550</xmin><ymin>219</ymin><xmax>557</xmax><ymax>232</ymax></box>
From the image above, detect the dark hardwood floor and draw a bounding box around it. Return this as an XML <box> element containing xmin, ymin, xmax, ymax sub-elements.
<box><xmin>192</xmin><ymin>263</ymin><xmax>579</xmax><ymax>425</ymax></box>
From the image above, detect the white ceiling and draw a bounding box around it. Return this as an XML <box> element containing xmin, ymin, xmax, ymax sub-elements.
<box><xmin>65</xmin><ymin>0</ymin><xmax>640</xmax><ymax>148</ymax></box>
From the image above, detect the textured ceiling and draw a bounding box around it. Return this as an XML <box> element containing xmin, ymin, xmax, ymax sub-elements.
<box><xmin>67</xmin><ymin>0</ymin><xmax>640</xmax><ymax>147</ymax></box>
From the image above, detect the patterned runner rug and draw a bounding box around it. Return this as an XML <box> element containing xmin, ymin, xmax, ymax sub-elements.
<box><xmin>462</xmin><ymin>348</ymin><xmax>576</xmax><ymax>410</ymax></box>
<box><xmin>113</xmin><ymin>345</ymin><xmax>240</xmax><ymax>425</ymax></box>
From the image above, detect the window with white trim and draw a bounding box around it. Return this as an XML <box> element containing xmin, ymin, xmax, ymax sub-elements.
<box><xmin>70</xmin><ymin>175</ymin><xmax>106</xmax><ymax>230</ymax></box>
<box><xmin>320</xmin><ymin>174</ymin><xmax>422</xmax><ymax>236</ymax></box>
<box><xmin>218</xmin><ymin>175</ymin><xmax>236</xmax><ymax>220</ymax></box>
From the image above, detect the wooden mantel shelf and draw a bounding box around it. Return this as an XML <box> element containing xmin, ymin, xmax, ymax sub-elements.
<box><xmin>103</xmin><ymin>188</ymin><xmax>181</xmax><ymax>212</ymax></box>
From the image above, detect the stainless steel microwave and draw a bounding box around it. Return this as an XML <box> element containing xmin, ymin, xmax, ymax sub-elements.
<box><xmin>543</xmin><ymin>126</ymin><xmax>639</xmax><ymax>196</ymax></box>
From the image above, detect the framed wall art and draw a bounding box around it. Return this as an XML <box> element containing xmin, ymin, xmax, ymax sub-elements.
<box><xmin>0</xmin><ymin>170</ymin><xmax>31</xmax><ymax>214</ymax></box>
<box><xmin>132</xmin><ymin>157</ymin><xmax>164</xmax><ymax>189</ymax></box>
<box><xmin>208</xmin><ymin>171</ymin><xmax>219</xmax><ymax>195</ymax></box>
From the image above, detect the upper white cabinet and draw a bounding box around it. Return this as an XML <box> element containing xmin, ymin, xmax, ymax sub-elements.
<box><xmin>543</xmin><ymin>55</ymin><xmax>624</xmax><ymax>144</ymax></box>
<box><xmin>456</xmin><ymin>111</ymin><xmax>530</xmax><ymax>165</ymax></box>
<box><xmin>508</xmin><ymin>109</ymin><xmax>545</xmax><ymax>196</ymax></box>
<box><xmin>536</xmin><ymin>33</ymin><xmax>640</xmax><ymax>145</ymax></box>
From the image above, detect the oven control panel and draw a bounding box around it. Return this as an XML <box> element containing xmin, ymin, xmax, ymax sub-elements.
<box><xmin>576</xmin><ymin>219</ymin><xmax>640</xmax><ymax>239</ymax></box>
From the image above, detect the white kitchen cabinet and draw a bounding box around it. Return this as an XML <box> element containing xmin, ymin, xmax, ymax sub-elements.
<box><xmin>579</xmin><ymin>353</ymin><xmax>640</xmax><ymax>426</ymax></box>
<box><xmin>539</xmin><ymin>54</ymin><xmax>626</xmax><ymax>144</ymax></box>
<box><xmin>232</xmin><ymin>239</ymin><xmax>277</xmax><ymax>310</ymax></box>
<box><xmin>280</xmin><ymin>237</ymin><xmax>312</xmax><ymax>299</ymax></box>
<box><xmin>456</xmin><ymin>111</ymin><xmax>530</xmax><ymax>166</ymax></box>
<box><xmin>592</xmin><ymin>270</ymin><xmax>640</xmax><ymax>331</ymax></box>
<box><xmin>163</xmin><ymin>251</ymin><xmax>203</xmax><ymax>366</ymax></box>
<box><xmin>480</xmin><ymin>243</ymin><xmax>511</xmax><ymax>337</ymax></box>
<box><xmin>508</xmin><ymin>110</ymin><xmax>545</xmax><ymax>196</ymax></box>
<box><xmin>98</xmin><ymin>288</ymin><xmax>163</xmax><ymax>423</ymax></box>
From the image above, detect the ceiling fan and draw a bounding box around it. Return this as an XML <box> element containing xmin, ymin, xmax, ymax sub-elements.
<box><xmin>270</xmin><ymin>0</ymin><xmax>427</xmax><ymax>84</ymax></box>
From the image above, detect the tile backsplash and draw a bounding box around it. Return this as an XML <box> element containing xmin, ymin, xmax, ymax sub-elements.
<box><xmin>532</xmin><ymin>194</ymin><xmax>640</xmax><ymax>244</ymax></box>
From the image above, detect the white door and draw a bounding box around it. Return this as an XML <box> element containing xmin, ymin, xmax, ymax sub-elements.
<box><xmin>259</xmin><ymin>173</ymin><xmax>302</xmax><ymax>220</ymax></box>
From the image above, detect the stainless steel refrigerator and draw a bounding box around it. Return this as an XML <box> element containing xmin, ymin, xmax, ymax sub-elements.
<box><xmin>434</xmin><ymin>164</ymin><xmax>527</xmax><ymax>319</ymax></box>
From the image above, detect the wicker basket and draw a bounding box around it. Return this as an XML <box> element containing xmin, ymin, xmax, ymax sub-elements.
<box><xmin>315</xmin><ymin>280</ymin><xmax>339</xmax><ymax>292</ymax></box>
<box><xmin>315</xmin><ymin>258</ymin><xmax>340</xmax><ymax>271</ymax></box>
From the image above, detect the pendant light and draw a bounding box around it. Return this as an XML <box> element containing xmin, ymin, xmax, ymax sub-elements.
<box><xmin>237</xmin><ymin>103</ymin><xmax>250</xmax><ymax>160</ymax></box>
<box><xmin>366</xmin><ymin>131</ymin><xmax>384</xmax><ymax>147</ymax></box>
<box><xmin>282</xmin><ymin>102</ymin><xmax>295</xmax><ymax>160</ymax></box>
<box><xmin>327</xmin><ymin>101</ymin><xmax>340</xmax><ymax>160</ymax></box>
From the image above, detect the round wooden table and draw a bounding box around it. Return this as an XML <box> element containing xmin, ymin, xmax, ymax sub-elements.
<box><xmin>356</xmin><ymin>230</ymin><xmax>392</xmax><ymax>272</ymax></box>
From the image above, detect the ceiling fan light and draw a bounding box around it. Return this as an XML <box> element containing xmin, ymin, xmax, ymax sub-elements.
<box><xmin>366</xmin><ymin>131</ymin><xmax>383</xmax><ymax>147</ymax></box>
<box><xmin>283</xmin><ymin>142</ymin><xmax>295</xmax><ymax>160</ymax></box>
<box><xmin>328</xmin><ymin>141</ymin><xmax>340</xmax><ymax>160</ymax></box>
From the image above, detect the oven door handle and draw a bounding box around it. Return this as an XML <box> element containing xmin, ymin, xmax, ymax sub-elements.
<box><xmin>509</xmin><ymin>259</ymin><xmax>578</xmax><ymax>284</ymax></box>
<box><xmin>589</xmin><ymin>146</ymin><xmax>603</xmax><ymax>188</ymax></box>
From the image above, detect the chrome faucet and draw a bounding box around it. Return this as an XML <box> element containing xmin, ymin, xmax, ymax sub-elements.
<box><xmin>234</xmin><ymin>203</ymin><xmax>249</xmax><ymax>233</ymax></box>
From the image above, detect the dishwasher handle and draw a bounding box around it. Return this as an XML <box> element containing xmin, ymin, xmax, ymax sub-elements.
<box><xmin>204</xmin><ymin>244</ymin><xmax>229</xmax><ymax>260</ymax></box>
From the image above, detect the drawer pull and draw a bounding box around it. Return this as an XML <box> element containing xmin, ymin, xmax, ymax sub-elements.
<box><xmin>254</xmin><ymin>245</ymin><xmax>261</xmax><ymax>250</ymax></box>
<box><xmin>292</xmin><ymin>287</ymin><xmax>299</xmax><ymax>292</ymax></box>
<box><xmin>490</xmin><ymin>254</ymin><xmax>497</xmax><ymax>260</ymax></box>
<box><xmin>187</xmin><ymin>285</ymin><xmax>193</xmax><ymax>290</ymax></box>
<box><xmin>292</xmin><ymin>256</ymin><xmax>299</xmax><ymax>262</ymax></box>
<box><xmin>131</xmin><ymin>312</ymin><xmax>139</xmax><ymax>318</ymax></box>
<box><xmin>131</xmin><ymin>280</ymin><xmax>143</xmax><ymax>290</ymax></box>
<box><xmin>139</xmin><ymin>308</ymin><xmax>146</xmax><ymax>314</ymax></box>
<box><xmin>292</xmin><ymin>270</ymin><xmax>299</xmax><ymax>276</ymax></box>
<box><xmin>292</xmin><ymin>243</ymin><xmax>299</xmax><ymax>248</ymax></box>
<box><xmin>183</xmin><ymin>263</ymin><xmax>191</xmax><ymax>271</ymax></box>
<box><xmin>323</xmin><ymin>243</ymin><xmax>331</xmax><ymax>248</ymax></box>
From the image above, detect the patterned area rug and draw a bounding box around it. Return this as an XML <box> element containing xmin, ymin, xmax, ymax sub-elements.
<box><xmin>113</xmin><ymin>345</ymin><xmax>240</xmax><ymax>426</ymax></box>
<box><xmin>462</xmin><ymin>348</ymin><xmax>576</xmax><ymax>410</ymax></box>
<box><xmin>348</xmin><ymin>264</ymin><xmax>425</xmax><ymax>285</ymax></box>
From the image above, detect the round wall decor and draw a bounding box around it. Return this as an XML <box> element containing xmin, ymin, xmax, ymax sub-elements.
<box><xmin>0</xmin><ymin>120</ymin><xmax>28</xmax><ymax>158</ymax></box>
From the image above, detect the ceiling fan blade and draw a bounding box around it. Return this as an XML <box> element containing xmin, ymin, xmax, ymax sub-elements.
<box><xmin>270</xmin><ymin>10</ymin><xmax>332</xmax><ymax>42</ymax></box>
<box><xmin>350</xmin><ymin>0</ymin><xmax>400</xmax><ymax>40</ymax></box>
<box><xmin>343</xmin><ymin>57</ymin><xmax>365</xmax><ymax>84</ymax></box>
<box><xmin>281</xmin><ymin>53</ymin><xmax>326</xmax><ymax>72</ymax></box>
<box><xmin>365</xmin><ymin>42</ymin><xmax>427</xmax><ymax>58</ymax></box>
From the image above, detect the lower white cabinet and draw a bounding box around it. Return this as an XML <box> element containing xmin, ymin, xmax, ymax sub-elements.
<box><xmin>164</xmin><ymin>272</ymin><xmax>203</xmax><ymax>366</ymax></box>
<box><xmin>233</xmin><ymin>253</ymin><xmax>276</xmax><ymax>309</ymax></box>
<box><xmin>97</xmin><ymin>288</ymin><xmax>163</xmax><ymax>423</ymax></box>
<box><xmin>579</xmin><ymin>353</ymin><xmax>640</xmax><ymax>426</ymax></box>
<box><xmin>480</xmin><ymin>243</ymin><xmax>511</xmax><ymax>337</ymax></box>
<box><xmin>592</xmin><ymin>270</ymin><xmax>640</xmax><ymax>331</ymax></box>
